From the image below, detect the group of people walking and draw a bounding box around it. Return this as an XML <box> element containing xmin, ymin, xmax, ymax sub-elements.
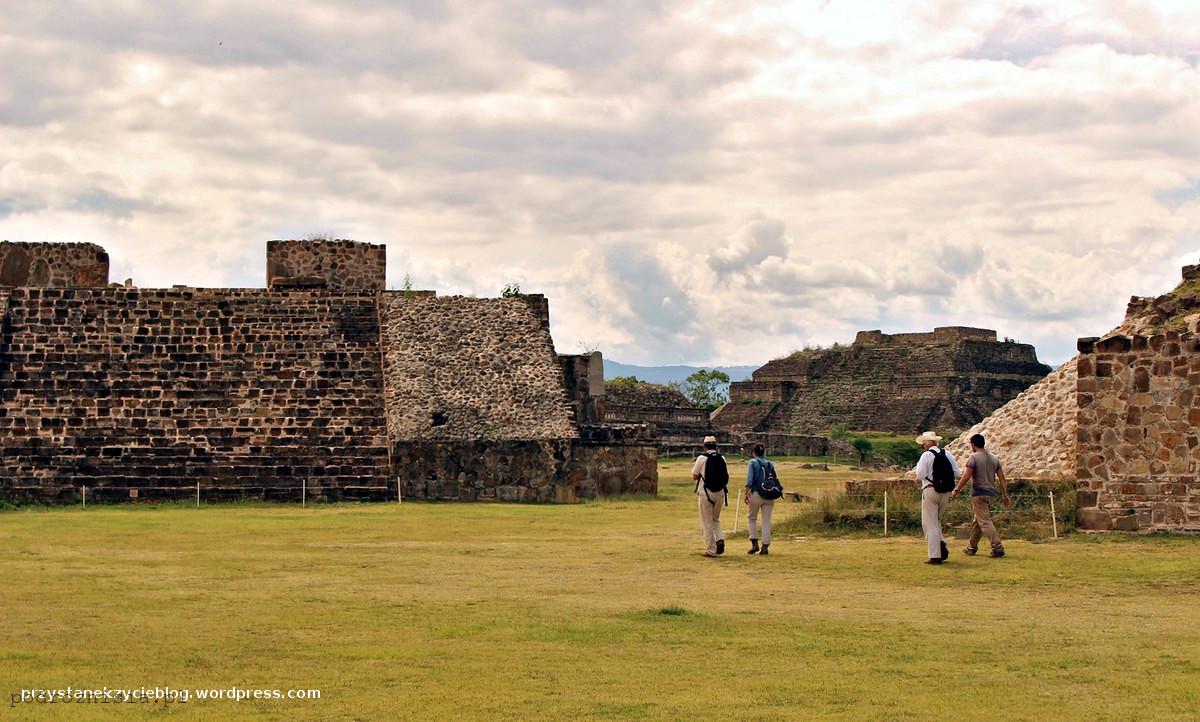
<box><xmin>692</xmin><ymin>436</ymin><xmax>781</xmax><ymax>557</ymax></box>
<box><xmin>691</xmin><ymin>431</ymin><xmax>1010</xmax><ymax>563</ymax></box>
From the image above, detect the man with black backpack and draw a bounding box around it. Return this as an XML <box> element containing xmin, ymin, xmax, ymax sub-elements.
<box><xmin>744</xmin><ymin>443</ymin><xmax>784</xmax><ymax>555</ymax></box>
<box><xmin>692</xmin><ymin>435</ymin><xmax>729</xmax><ymax>557</ymax></box>
<box><xmin>912</xmin><ymin>431</ymin><xmax>961</xmax><ymax>565</ymax></box>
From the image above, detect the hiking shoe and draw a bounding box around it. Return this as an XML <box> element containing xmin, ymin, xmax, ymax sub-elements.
<box><xmin>925</xmin><ymin>558</ymin><xmax>943</xmax><ymax>565</ymax></box>
<box><xmin>759</xmin><ymin>544</ymin><xmax>769</xmax><ymax>556</ymax></box>
<box><xmin>990</xmin><ymin>549</ymin><xmax>1005</xmax><ymax>558</ymax></box>
<box><xmin>963</xmin><ymin>547</ymin><xmax>977</xmax><ymax>556</ymax></box>
<box><xmin>748</xmin><ymin>540</ymin><xmax>759</xmax><ymax>554</ymax></box>
<box><xmin>940</xmin><ymin>541</ymin><xmax>950</xmax><ymax>561</ymax></box>
<box><xmin>716</xmin><ymin>540</ymin><xmax>725</xmax><ymax>556</ymax></box>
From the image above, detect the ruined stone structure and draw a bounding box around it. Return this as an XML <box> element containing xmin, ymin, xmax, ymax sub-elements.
<box><xmin>948</xmin><ymin>262</ymin><xmax>1200</xmax><ymax>532</ymax></box>
<box><xmin>0</xmin><ymin>240</ymin><xmax>655</xmax><ymax>503</ymax></box>
<box><xmin>1</xmin><ymin>241</ymin><xmax>109</xmax><ymax>288</ymax></box>
<box><xmin>945</xmin><ymin>362</ymin><xmax>1077</xmax><ymax>479</ymax></box>
<box><xmin>604</xmin><ymin>382</ymin><xmax>710</xmax><ymax>453</ymax></box>
<box><xmin>713</xmin><ymin>327</ymin><xmax>1050</xmax><ymax>436</ymax></box>
<box><xmin>266</xmin><ymin>239</ymin><xmax>385</xmax><ymax>290</ymax></box>
<box><xmin>1074</xmin><ymin>332</ymin><xmax>1200</xmax><ymax>531</ymax></box>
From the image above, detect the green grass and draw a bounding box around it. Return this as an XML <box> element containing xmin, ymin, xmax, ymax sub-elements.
<box><xmin>1</xmin><ymin>459</ymin><xmax>1198</xmax><ymax>720</ymax></box>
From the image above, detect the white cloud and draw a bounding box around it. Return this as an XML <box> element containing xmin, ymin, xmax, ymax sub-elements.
<box><xmin>2</xmin><ymin>0</ymin><xmax>1199</xmax><ymax>367</ymax></box>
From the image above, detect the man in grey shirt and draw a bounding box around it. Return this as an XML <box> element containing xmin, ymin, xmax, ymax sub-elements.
<box><xmin>951</xmin><ymin>433</ymin><xmax>1009</xmax><ymax>558</ymax></box>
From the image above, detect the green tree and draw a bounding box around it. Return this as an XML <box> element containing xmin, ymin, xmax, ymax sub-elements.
<box><xmin>829</xmin><ymin>424</ymin><xmax>849</xmax><ymax>441</ymax></box>
<box><xmin>851</xmin><ymin>437</ymin><xmax>874</xmax><ymax>466</ymax></box>
<box><xmin>672</xmin><ymin>369</ymin><xmax>731</xmax><ymax>409</ymax></box>
<box><xmin>501</xmin><ymin>282</ymin><xmax>522</xmax><ymax>298</ymax></box>
<box><xmin>608</xmin><ymin>376</ymin><xmax>641</xmax><ymax>387</ymax></box>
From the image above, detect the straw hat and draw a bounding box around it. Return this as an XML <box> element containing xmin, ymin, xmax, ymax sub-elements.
<box><xmin>914</xmin><ymin>431</ymin><xmax>943</xmax><ymax>445</ymax></box>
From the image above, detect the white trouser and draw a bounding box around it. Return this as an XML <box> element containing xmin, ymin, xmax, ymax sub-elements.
<box><xmin>921</xmin><ymin>486</ymin><xmax>949</xmax><ymax>560</ymax></box>
<box><xmin>747</xmin><ymin>491</ymin><xmax>775</xmax><ymax>545</ymax></box>
<box><xmin>698</xmin><ymin>488</ymin><xmax>725</xmax><ymax>554</ymax></box>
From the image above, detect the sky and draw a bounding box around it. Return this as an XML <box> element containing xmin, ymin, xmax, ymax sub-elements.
<box><xmin>2</xmin><ymin>0</ymin><xmax>1199</xmax><ymax>367</ymax></box>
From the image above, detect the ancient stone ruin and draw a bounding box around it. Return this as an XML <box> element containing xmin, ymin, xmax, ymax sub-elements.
<box><xmin>604</xmin><ymin>381</ymin><xmax>710</xmax><ymax>454</ymax></box>
<box><xmin>713</xmin><ymin>327</ymin><xmax>1051</xmax><ymax>437</ymax></box>
<box><xmin>948</xmin><ymin>262</ymin><xmax>1200</xmax><ymax>532</ymax></box>
<box><xmin>0</xmin><ymin>239</ymin><xmax>656</xmax><ymax>503</ymax></box>
<box><xmin>0</xmin><ymin>241</ymin><xmax>109</xmax><ymax>288</ymax></box>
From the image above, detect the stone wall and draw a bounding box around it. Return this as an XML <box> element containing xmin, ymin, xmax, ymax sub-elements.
<box><xmin>0</xmin><ymin>288</ymin><xmax>391</xmax><ymax>501</ymax></box>
<box><xmin>394</xmin><ymin>426</ymin><xmax>657</xmax><ymax>502</ymax></box>
<box><xmin>714</xmin><ymin>328</ymin><xmax>1050</xmax><ymax>436</ymax></box>
<box><xmin>604</xmin><ymin>381</ymin><xmax>710</xmax><ymax>452</ymax></box>
<box><xmin>266</xmin><ymin>240</ymin><xmax>385</xmax><ymax>290</ymax></box>
<box><xmin>561</xmin><ymin>352</ymin><xmax>606</xmax><ymax>425</ymax></box>
<box><xmin>945</xmin><ymin>360</ymin><xmax>1077</xmax><ymax>479</ymax></box>
<box><xmin>0</xmin><ymin>239</ymin><xmax>657</xmax><ymax>504</ymax></box>
<box><xmin>379</xmin><ymin>293</ymin><xmax>578</xmax><ymax>442</ymax></box>
<box><xmin>854</xmin><ymin>326</ymin><xmax>998</xmax><ymax>345</ymax></box>
<box><xmin>1075</xmin><ymin>332</ymin><xmax>1200</xmax><ymax>532</ymax></box>
<box><xmin>0</xmin><ymin>241</ymin><xmax>109</xmax><ymax>287</ymax></box>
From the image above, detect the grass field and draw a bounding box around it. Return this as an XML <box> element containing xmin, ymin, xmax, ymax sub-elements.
<box><xmin>2</xmin><ymin>459</ymin><xmax>1199</xmax><ymax>721</ymax></box>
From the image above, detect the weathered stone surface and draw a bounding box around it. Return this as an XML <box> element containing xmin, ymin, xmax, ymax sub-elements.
<box><xmin>1076</xmin><ymin>328</ymin><xmax>1200</xmax><ymax>531</ymax></box>
<box><xmin>715</xmin><ymin>326</ymin><xmax>1050</xmax><ymax>436</ymax></box>
<box><xmin>604</xmin><ymin>381</ymin><xmax>710</xmax><ymax>452</ymax></box>
<box><xmin>0</xmin><ymin>241</ymin><xmax>657</xmax><ymax>503</ymax></box>
<box><xmin>956</xmin><ymin>262</ymin><xmax>1200</xmax><ymax>531</ymax></box>
<box><xmin>946</xmin><ymin>361</ymin><xmax>1077</xmax><ymax>479</ymax></box>
<box><xmin>0</xmin><ymin>287</ymin><xmax>392</xmax><ymax>499</ymax></box>
<box><xmin>0</xmin><ymin>241</ymin><xmax>108</xmax><ymax>287</ymax></box>
<box><xmin>1077</xmin><ymin>507</ymin><xmax>1113</xmax><ymax>531</ymax></box>
<box><xmin>266</xmin><ymin>239</ymin><xmax>385</xmax><ymax>291</ymax></box>
<box><xmin>562</xmin><ymin>352</ymin><xmax>607</xmax><ymax>425</ymax></box>
<box><xmin>379</xmin><ymin>293</ymin><xmax>578</xmax><ymax>442</ymax></box>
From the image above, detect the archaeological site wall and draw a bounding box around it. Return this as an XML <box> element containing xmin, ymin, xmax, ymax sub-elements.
<box><xmin>1075</xmin><ymin>333</ymin><xmax>1200</xmax><ymax>531</ymax></box>
<box><xmin>0</xmin><ymin>287</ymin><xmax>391</xmax><ymax>501</ymax></box>
<box><xmin>715</xmin><ymin>326</ymin><xmax>1050</xmax><ymax>436</ymax></box>
<box><xmin>946</xmin><ymin>262</ymin><xmax>1200</xmax><ymax>532</ymax></box>
<box><xmin>378</xmin><ymin>292</ymin><xmax>655</xmax><ymax>501</ymax></box>
<box><xmin>604</xmin><ymin>381</ymin><xmax>711</xmax><ymax>453</ymax></box>
<box><xmin>1</xmin><ymin>240</ymin><xmax>657</xmax><ymax>503</ymax></box>
<box><xmin>266</xmin><ymin>239</ymin><xmax>385</xmax><ymax>290</ymax></box>
<box><xmin>1</xmin><ymin>241</ymin><xmax>109</xmax><ymax>288</ymax></box>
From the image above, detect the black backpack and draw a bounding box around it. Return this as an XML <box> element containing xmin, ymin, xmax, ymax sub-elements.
<box><xmin>701</xmin><ymin>452</ymin><xmax>728</xmax><ymax>492</ymax></box>
<box><xmin>929</xmin><ymin>448</ymin><xmax>955</xmax><ymax>493</ymax></box>
<box><xmin>753</xmin><ymin>458</ymin><xmax>784</xmax><ymax>500</ymax></box>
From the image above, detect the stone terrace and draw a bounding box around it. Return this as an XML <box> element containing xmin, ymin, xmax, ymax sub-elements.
<box><xmin>0</xmin><ymin>287</ymin><xmax>391</xmax><ymax>501</ymax></box>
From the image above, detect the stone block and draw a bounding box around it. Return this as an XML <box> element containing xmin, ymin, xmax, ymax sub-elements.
<box><xmin>1077</xmin><ymin>508</ymin><xmax>1112</xmax><ymax>530</ymax></box>
<box><xmin>1112</xmin><ymin>513</ymin><xmax>1140</xmax><ymax>531</ymax></box>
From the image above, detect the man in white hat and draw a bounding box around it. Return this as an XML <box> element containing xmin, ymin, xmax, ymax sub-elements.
<box><xmin>692</xmin><ymin>435</ymin><xmax>729</xmax><ymax>557</ymax></box>
<box><xmin>912</xmin><ymin>431</ymin><xmax>960</xmax><ymax>565</ymax></box>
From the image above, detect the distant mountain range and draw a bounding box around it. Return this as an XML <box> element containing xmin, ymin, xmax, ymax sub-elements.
<box><xmin>603</xmin><ymin>361</ymin><xmax>757</xmax><ymax>387</ymax></box>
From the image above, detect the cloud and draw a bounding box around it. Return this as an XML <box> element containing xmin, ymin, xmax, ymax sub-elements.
<box><xmin>708</xmin><ymin>217</ymin><xmax>789</xmax><ymax>272</ymax></box>
<box><xmin>1</xmin><ymin>0</ymin><xmax>1199</xmax><ymax>369</ymax></box>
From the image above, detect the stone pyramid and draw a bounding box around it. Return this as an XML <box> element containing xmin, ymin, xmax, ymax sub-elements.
<box><xmin>945</xmin><ymin>263</ymin><xmax>1200</xmax><ymax>478</ymax></box>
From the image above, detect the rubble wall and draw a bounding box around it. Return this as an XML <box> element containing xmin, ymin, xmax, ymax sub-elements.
<box><xmin>0</xmin><ymin>241</ymin><xmax>109</xmax><ymax>288</ymax></box>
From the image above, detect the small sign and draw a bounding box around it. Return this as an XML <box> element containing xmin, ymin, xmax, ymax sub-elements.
<box><xmin>129</xmin><ymin>488</ymin><xmax>138</xmax><ymax>498</ymax></box>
